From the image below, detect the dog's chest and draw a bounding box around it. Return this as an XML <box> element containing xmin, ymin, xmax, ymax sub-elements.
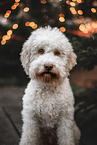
<box><xmin>35</xmin><ymin>90</ymin><xmax>63</xmax><ymax>127</ymax></box>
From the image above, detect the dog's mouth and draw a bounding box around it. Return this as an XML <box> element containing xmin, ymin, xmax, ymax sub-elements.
<box><xmin>42</xmin><ymin>71</ymin><xmax>56</xmax><ymax>76</ymax></box>
<box><xmin>36</xmin><ymin>71</ymin><xmax>59</xmax><ymax>82</ymax></box>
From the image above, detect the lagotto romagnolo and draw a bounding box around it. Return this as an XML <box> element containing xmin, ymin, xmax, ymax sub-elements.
<box><xmin>19</xmin><ymin>26</ymin><xmax>80</xmax><ymax>145</ymax></box>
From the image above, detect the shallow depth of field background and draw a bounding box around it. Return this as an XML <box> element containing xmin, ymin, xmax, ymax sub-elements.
<box><xmin>0</xmin><ymin>0</ymin><xmax>97</xmax><ymax>145</ymax></box>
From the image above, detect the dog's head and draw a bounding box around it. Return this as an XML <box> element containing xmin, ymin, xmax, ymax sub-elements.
<box><xmin>20</xmin><ymin>26</ymin><xmax>76</xmax><ymax>84</ymax></box>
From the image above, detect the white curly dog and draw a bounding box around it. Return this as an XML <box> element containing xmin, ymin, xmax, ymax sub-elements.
<box><xmin>19</xmin><ymin>26</ymin><xmax>80</xmax><ymax>145</ymax></box>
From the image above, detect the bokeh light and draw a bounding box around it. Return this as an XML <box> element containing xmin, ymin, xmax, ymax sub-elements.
<box><xmin>7</xmin><ymin>30</ymin><xmax>13</xmax><ymax>36</ymax></box>
<box><xmin>23</xmin><ymin>7</ymin><xmax>30</xmax><ymax>12</ymax></box>
<box><xmin>1</xmin><ymin>40</ymin><xmax>6</xmax><ymax>45</ymax></box>
<box><xmin>78</xmin><ymin>10</ymin><xmax>83</xmax><ymax>15</ymax></box>
<box><xmin>12</xmin><ymin>24</ymin><xmax>18</xmax><ymax>29</ymax></box>
<box><xmin>91</xmin><ymin>8</ymin><xmax>96</xmax><ymax>13</ymax></box>
<box><xmin>59</xmin><ymin>17</ymin><xmax>65</xmax><ymax>22</ymax></box>
<box><xmin>15</xmin><ymin>0</ymin><xmax>20</xmax><ymax>2</ymax></box>
<box><xmin>41</xmin><ymin>0</ymin><xmax>47</xmax><ymax>4</ymax></box>
<box><xmin>60</xmin><ymin>27</ymin><xmax>66</xmax><ymax>32</ymax></box>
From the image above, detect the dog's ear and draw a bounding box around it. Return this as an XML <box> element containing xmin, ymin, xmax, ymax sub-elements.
<box><xmin>66</xmin><ymin>50</ymin><xmax>77</xmax><ymax>76</ymax></box>
<box><xmin>20</xmin><ymin>41</ymin><xmax>30</xmax><ymax>75</ymax></box>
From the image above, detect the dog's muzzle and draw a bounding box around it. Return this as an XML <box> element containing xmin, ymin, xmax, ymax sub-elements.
<box><xmin>36</xmin><ymin>64</ymin><xmax>59</xmax><ymax>83</ymax></box>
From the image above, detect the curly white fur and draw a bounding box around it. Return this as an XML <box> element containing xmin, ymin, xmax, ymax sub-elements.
<box><xmin>19</xmin><ymin>26</ymin><xmax>80</xmax><ymax>145</ymax></box>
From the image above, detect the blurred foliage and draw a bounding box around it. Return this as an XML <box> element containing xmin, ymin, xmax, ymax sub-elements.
<box><xmin>70</xmin><ymin>35</ymin><xmax>97</xmax><ymax>70</ymax></box>
<box><xmin>72</xmin><ymin>85</ymin><xmax>97</xmax><ymax>145</ymax></box>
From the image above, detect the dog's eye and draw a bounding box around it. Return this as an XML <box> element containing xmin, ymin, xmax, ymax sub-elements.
<box><xmin>38</xmin><ymin>48</ymin><xmax>45</xmax><ymax>54</ymax></box>
<box><xmin>54</xmin><ymin>50</ymin><xmax>60</xmax><ymax>56</ymax></box>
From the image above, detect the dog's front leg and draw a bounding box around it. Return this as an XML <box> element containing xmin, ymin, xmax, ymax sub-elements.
<box><xmin>57</xmin><ymin>117</ymin><xmax>76</xmax><ymax>145</ymax></box>
<box><xmin>19</xmin><ymin>119</ymin><xmax>40</xmax><ymax>145</ymax></box>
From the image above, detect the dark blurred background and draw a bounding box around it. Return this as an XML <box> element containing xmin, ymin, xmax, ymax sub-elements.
<box><xmin>0</xmin><ymin>0</ymin><xmax>97</xmax><ymax>145</ymax></box>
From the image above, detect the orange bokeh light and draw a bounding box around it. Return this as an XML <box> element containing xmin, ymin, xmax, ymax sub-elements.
<box><xmin>27</xmin><ymin>22</ymin><xmax>38</xmax><ymax>29</ymax></box>
<box><xmin>11</xmin><ymin>5</ymin><xmax>17</xmax><ymax>10</ymax></box>
<box><xmin>6</xmin><ymin>10</ymin><xmax>11</xmax><ymax>14</ymax></box>
<box><xmin>59</xmin><ymin>13</ymin><xmax>65</xmax><ymax>17</ymax></box>
<box><xmin>1</xmin><ymin>40</ymin><xmax>6</xmax><ymax>45</ymax></box>
<box><xmin>59</xmin><ymin>17</ymin><xmax>65</xmax><ymax>22</ymax></box>
<box><xmin>6</xmin><ymin>35</ymin><xmax>11</xmax><ymax>40</ymax></box>
<box><xmin>23</xmin><ymin>7</ymin><xmax>29</xmax><ymax>12</ymax></box>
<box><xmin>79</xmin><ymin>24</ymin><xmax>85</xmax><ymax>31</ymax></box>
<box><xmin>91</xmin><ymin>8</ymin><xmax>96</xmax><ymax>13</ymax></box>
<box><xmin>79</xmin><ymin>24</ymin><xmax>88</xmax><ymax>33</ymax></box>
<box><xmin>32</xmin><ymin>24</ymin><xmax>38</xmax><ymax>29</ymax></box>
<box><xmin>2</xmin><ymin>35</ymin><xmax>7</xmax><ymax>41</ymax></box>
<box><xmin>70</xmin><ymin>2</ymin><xmax>76</xmax><ymax>6</ymax></box>
<box><xmin>60</xmin><ymin>27</ymin><xmax>66</xmax><ymax>32</ymax></box>
<box><xmin>12</xmin><ymin>24</ymin><xmax>18</xmax><ymax>29</ymax></box>
<box><xmin>25</xmin><ymin>21</ymin><xmax>30</xmax><ymax>26</ymax></box>
<box><xmin>70</xmin><ymin>7</ymin><xmax>77</xmax><ymax>15</ymax></box>
<box><xmin>15</xmin><ymin>0</ymin><xmax>20</xmax><ymax>2</ymax></box>
<box><xmin>78</xmin><ymin>10</ymin><xmax>83</xmax><ymax>15</ymax></box>
<box><xmin>7</xmin><ymin>30</ymin><xmax>13</xmax><ymax>35</ymax></box>
<box><xmin>14</xmin><ymin>2</ymin><xmax>19</xmax><ymax>6</ymax></box>
<box><xmin>41</xmin><ymin>0</ymin><xmax>46</xmax><ymax>4</ymax></box>
<box><xmin>4</xmin><ymin>13</ymin><xmax>10</xmax><ymax>18</ymax></box>
<box><xmin>92</xmin><ymin>22</ymin><xmax>97</xmax><ymax>28</ymax></box>
<box><xmin>29</xmin><ymin>22</ymin><xmax>36</xmax><ymax>27</ymax></box>
<box><xmin>66</xmin><ymin>1</ymin><xmax>70</xmax><ymax>5</ymax></box>
<box><xmin>77</xmin><ymin>0</ymin><xmax>83</xmax><ymax>3</ymax></box>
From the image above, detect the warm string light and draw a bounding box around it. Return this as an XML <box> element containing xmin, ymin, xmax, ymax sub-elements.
<box><xmin>78</xmin><ymin>10</ymin><xmax>83</xmax><ymax>15</ymax></box>
<box><xmin>60</xmin><ymin>27</ymin><xmax>66</xmax><ymax>32</ymax></box>
<box><xmin>66</xmin><ymin>0</ymin><xmax>77</xmax><ymax>15</ymax></box>
<box><xmin>7</xmin><ymin>30</ymin><xmax>13</xmax><ymax>35</ymax></box>
<box><xmin>70</xmin><ymin>2</ymin><xmax>76</xmax><ymax>7</ymax></box>
<box><xmin>77</xmin><ymin>0</ymin><xmax>83</xmax><ymax>4</ymax></box>
<box><xmin>58</xmin><ymin>2</ymin><xmax>66</xmax><ymax>31</ymax></box>
<box><xmin>59</xmin><ymin>2</ymin><xmax>66</xmax><ymax>23</ymax></box>
<box><xmin>1</xmin><ymin>40</ymin><xmax>6</xmax><ymax>45</ymax></box>
<box><xmin>40</xmin><ymin>0</ymin><xmax>47</xmax><ymax>4</ymax></box>
<box><xmin>3</xmin><ymin>0</ymin><xmax>21</xmax><ymax>19</ymax></box>
<box><xmin>40</xmin><ymin>0</ymin><xmax>49</xmax><ymax>25</ymax></box>
<box><xmin>59</xmin><ymin>16</ymin><xmax>65</xmax><ymax>22</ymax></box>
<box><xmin>11</xmin><ymin>3</ymin><xmax>19</xmax><ymax>10</ymax></box>
<box><xmin>66</xmin><ymin>1</ymin><xmax>70</xmax><ymax>5</ymax></box>
<box><xmin>1</xmin><ymin>0</ymin><xmax>22</xmax><ymax>45</ymax></box>
<box><xmin>66</xmin><ymin>0</ymin><xmax>97</xmax><ymax>35</ymax></box>
<box><xmin>1</xmin><ymin>23</ymin><xmax>19</xmax><ymax>45</ymax></box>
<box><xmin>79</xmin><ymin>21</ymin><xmax>97</xmax><ymax>34</ymax></box>
<box><xmin>66</xmin><ymin>0</ymin><xmax>84</xmax><ymax>16</ymax></box>
<box><xmin>4</xmin><ymin>10</ymin><xmax>11</xmax><ymax>18</ymax></box>
<box><xmin>1</xmin><ymin>30</ymin><xmax>13</xmax><ymax>45</ymax></box>
<box><xmin>91</xmin><ymin>8</ymin><xmax>96</xmax><ymax>13</ymax></box>
<box><xmin>15</xmin><ymin>0</ymin><xmax>20</xmax><ymax>2</ymax></box>
<box><xmin>79</xmin><ymin>24</ymin><xmax>88</xmax><ymax>33</ymax></box>
<box><xmin>66</xmin><ymin>0</ymin><xmax>76</xmax><ymax>6</ymax></box>
<box><xmin>23</xmin><ymin>7</ymin><xmax>30</xmax><ymax>12</ymax></box>
<box><xmin>1</xmin><ymin>0</ymin><xmax>97</xmax><ymax>45</ymax></box>
<box><xmin>25</xmin><ymin>21</ymin><xmax>38</xmax><ymax>29</ymax></box>
<box><xmin>70</xmin><ymin>7</ymin><xmax>77</xmax><ymax>15</ymax></box>
<box><xmin>12</xmin><ymin>24</ymin><xmax>18</xmax><ymax>29</ymax></box>
<box><xmin>25</xmin><ymin>21</ymin><xmax>30</xmax><ymax>26</ymax></box>
<box><xmin>86</xmin><ymin>21</ymin><xmax>97</xmax><ymax>33</ymax></box>
<box><xmin>91</xmin><ymin>21</ymin><xmax>97</xmax><ymax>29</ymax></box>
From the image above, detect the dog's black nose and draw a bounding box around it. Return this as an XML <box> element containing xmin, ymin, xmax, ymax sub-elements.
<box><xmin>44</xmin><ymin>64</ymin><xmax>53</xmax><ymax>71</ymax></box>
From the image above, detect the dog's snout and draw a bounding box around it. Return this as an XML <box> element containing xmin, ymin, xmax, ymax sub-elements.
<box><xmin>44</xmin><ymin>64</ymin><xmax>53</xmax><ymax>71</ymax></box>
